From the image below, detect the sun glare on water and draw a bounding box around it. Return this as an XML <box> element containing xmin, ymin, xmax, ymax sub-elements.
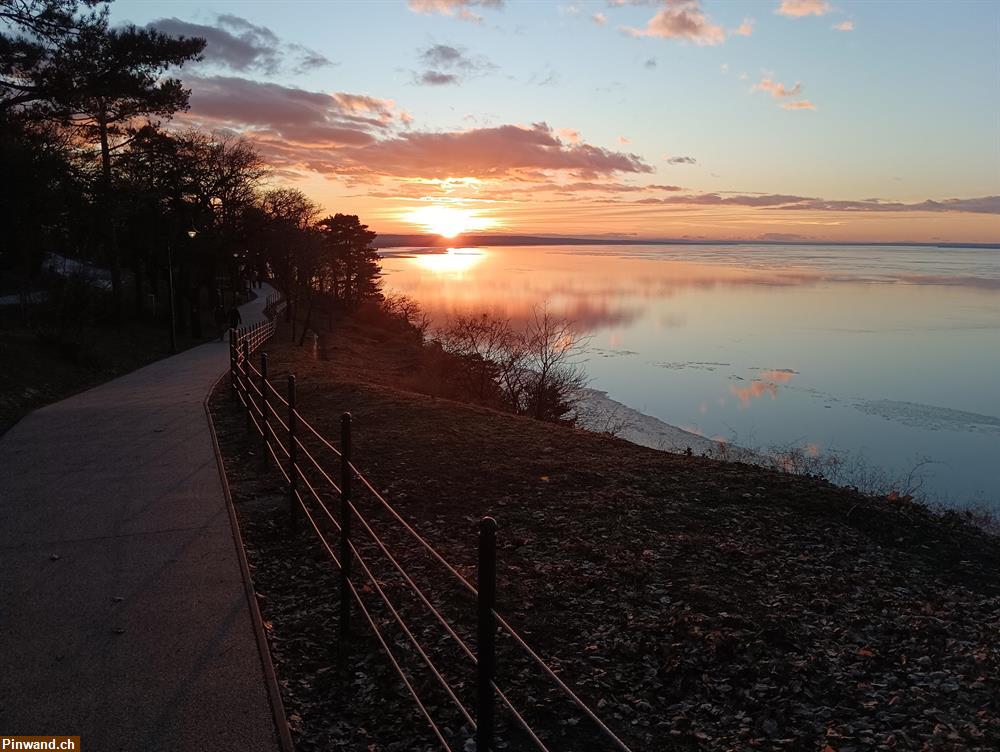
<box><xmin>403</xmin><ymin>205</ymin><xmax>493</xmax><ymax>238</ymax></box>
<box><xmin>413</xmin><ymin>248</ymin><xmax>486</xmax><ymax>274</ymax></box>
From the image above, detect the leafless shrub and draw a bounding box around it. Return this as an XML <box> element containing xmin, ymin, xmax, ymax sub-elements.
<box><xmin>436</xmin><ymin>304</ymin><xmax>589</xmax><ymax>424</ymax></box>
<box><xmin>378</xmin><ymin>293</ymin><xmax>431</xmax><ymax>339</ymax></box>
<box><xmin>434</xmin><ymin>311</ymin><xmax>520</xmax><ymax>406</ymax></box>
<box><xmin>382</xmin><ymin>294</ymin><xmax>429</xmax><ymax>331</ymax></box>
<box><xmin>521</xmin><ymin>306</ymin><xmax>590</xmax><ymax>422</ymax></box>
<box><xmin>703</xmin><ymin>432</ymin><xmax>938</xmax><ymax>502</ymax></box>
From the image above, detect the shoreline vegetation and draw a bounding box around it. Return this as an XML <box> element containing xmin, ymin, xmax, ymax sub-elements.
<box><xmin>210</xmin><ymin>307</ymin><xmax>1000</xmax><ymax>750</ymax></box>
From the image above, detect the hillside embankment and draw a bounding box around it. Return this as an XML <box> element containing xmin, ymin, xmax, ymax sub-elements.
<box><xmin>210</xmin><ymin>314</ymin><xmax>1000</xmax><ymax>751</ymax></box>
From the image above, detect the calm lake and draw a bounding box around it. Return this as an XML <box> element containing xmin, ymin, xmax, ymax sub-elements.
<box><xmin>379</xmin><ymin>244</ymin><xmax>1000</xmax><ymax>509</ymax></box>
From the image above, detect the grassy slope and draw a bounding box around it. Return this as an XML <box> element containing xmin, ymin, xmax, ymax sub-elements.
<box><xmin>0</xmin><ymin>316</ymin><xmax>223</xmax><ymax>434</ymax></box>
<box><xmin>212</xmin><ymin>317</ymin><xmax>1000</xmax><ymax>751</ymax></box>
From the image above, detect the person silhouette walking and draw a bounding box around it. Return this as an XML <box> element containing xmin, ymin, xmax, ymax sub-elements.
<box><xmin>214</xmin><ymin>303</ymin><xmax>226</xmax><ymax>341</ymax></box>
<box><xmin>227</xmin><ymin>305</ymin><xmax>242</xmax><ymax>340</ymax></box>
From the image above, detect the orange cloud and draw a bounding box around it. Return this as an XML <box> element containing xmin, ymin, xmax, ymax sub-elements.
<box><xmin>622</xmin><ymin>0</ymin><xmax>725</xmax><ymax>46</ymax></box>
<box><xmin>733</xmin><ymin>18</ymin><xmax>755</xmax><ymax>36</ymax></box>
<box><xmin>730</xmin><ymin>380</ymin><xmax>778</xmax><ymax>407</ymax></box>
<box><xmin>833</xmin><ymin>20</ymin><xmax>854</xmax><ymax>31</ymax></box>
<box><xmin>776</xmin><ymin>0</ymin><xmax>831</xmax><ymax>17</ymax></box>
<box><xmin>181</xmin><ymin>77</ymin><xmax>651</xmax><ymax>181</ymax></box>
<box><xmin>730</xmin><ymin>369</ymin><xmax>795</xmax><ymax>407</ymax></box>
<box><xmin>556</xmin><ymin>127</ymin><xmax>581</xmax><ymax>143</ymax></box>
<box><xmin>781</xmin><ymin>100</ymin><xmax>816</xmax><ymax>111</ymax></box>
<box><xmin>759</xmin><ymin>369</ymin><xmax>796</xmax><ymax>383</ymax></box>
<box><xmin>177</xmin><ymin>75</ymin><xmax>999</xmax><ymax>240</ymax></box>
<box><xmin>331</xmin><ymin>93</ymin><xmax>406</xmax><ymax>124</ymax></box>
<box><xmin>407</xmin><ymin>0</ymin><xmax>503</xmax><ymax>23</ymax></box>
<box><xmin>752</xmin><ymin>77</ymin><xmax>802</xmax><ymax>98</ymax></box>
<box><xmin>345</xmin><ymin>123</ymin><xmax>651</xmax><ymax>180</ymax></box>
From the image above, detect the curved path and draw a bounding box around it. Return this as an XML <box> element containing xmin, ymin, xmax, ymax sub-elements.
<box><xmin>0</xmin><ymin>287</ymin><xmax>281</xmax><ymax>751</ymax></box>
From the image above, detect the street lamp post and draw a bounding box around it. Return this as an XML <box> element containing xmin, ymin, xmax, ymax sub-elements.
<box><xmin>167</xmin><ymin>228</ymin><xmax>198</xmax><ymax>356</ymax></box>
<box><xmin>167</xmin><ymin>241</ymin><xmax>177</xmax><ymax>355</ymax></box>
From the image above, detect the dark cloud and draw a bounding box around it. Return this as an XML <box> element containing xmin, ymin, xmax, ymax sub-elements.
<box><xmin>758</xmin><ymin>232</ymin><xmax>810</xmax><ymax>241</ymax></box>
<box><xmin>418</xmin><ymin>71</ymin><xmax>461</xmax><ymax>86</ymax></box>
<box><xmin>635</xmin><ymin>193</ymin><xmax>809</xmax><ymax>207</ymax></box>
<box><xmin>414</xmin><ymin>43</ymin><xmax>495</xmax><ymax>86</ymax></box>
<box><xmin>629</xmin><ymin>192</ymin><xmax>1000</xmax><ymax>214</ymax></box>
<box><xmin>180</xmin><ymin>76</ymin><xmax>411</xmax><ymax>153</ymax></box>
<box><xmin>290</xmin><ymin>47</ymin><xmax>335</xmax><ymax>73</ymax></box>
<box><xmin>782</xmin><ymin>196</ymin><xmax>1000</xmax><ymax>214</ymax></box>
<box><xmin>665</xmin><ymin>156</ymin><xmax>697</xmax><ymax>165</ymax></box>
<box><xmin>421</xmin><ymin>44</ymin><xmax>465</xmax><ymax>67</ymax></box>
<box><xmin>147</xmin><ymin>15</ymin><xmax>331</xmax><ymax>75</ymax></box>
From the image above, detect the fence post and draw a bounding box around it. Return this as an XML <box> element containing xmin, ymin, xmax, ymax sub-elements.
<box><xmin>260</xmin><ymin>352</ymin><xmax>269</xmax><ymax>461</ymax></box>
<box><xmin>229</xmin><ymin>329</ymin><xmax>237</xmax><ymax>399</ymax></box>
<box><xmin>338</xmin><ymin>412</ymin><xmax>353</xmax><ymax>656</ymax></box>
<box><xmin>242</xmin><ymin>339</ymin><xmax>251</xmax><ymax>433</ymax></box>
<box><xmin>476</xmin><ymin>517</ymin><xmax>498</xmax><ymax>752</ymax></box>
<box><xmin>287</xmin><ymin>374</ymin><xmax>298</xmax><ymax>535</ymax></box>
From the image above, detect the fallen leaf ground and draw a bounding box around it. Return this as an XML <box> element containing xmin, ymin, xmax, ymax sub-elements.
<box><xmin>209</xmin><ymin>318</ymin><xmax>1000</xmax><ymax>752</ymax></box>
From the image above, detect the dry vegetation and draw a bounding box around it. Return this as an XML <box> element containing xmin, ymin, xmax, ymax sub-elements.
<box><xmin>210</xmin><ymin>311</ymin><xmax>1000</xmax><ymax>752</ymax></box>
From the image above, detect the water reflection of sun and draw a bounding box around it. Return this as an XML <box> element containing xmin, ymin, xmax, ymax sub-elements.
<box><xmin>412</xmin><ymin>248</ymin><xmax>486</xmax><ymax>274</ymax></box>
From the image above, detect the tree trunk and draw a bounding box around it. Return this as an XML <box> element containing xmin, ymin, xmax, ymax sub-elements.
<box><xmin>189</xmin><ymin>284</ymin><xmax>202</xmax><ymax>339</ymax></box>
<box><xmin>134</xmin><ymin>258</ymin><xmax>144</xmax><ymax>319</ymax></box>
<box><xmin>98</xmin><ymin>117</ymin><xmax>122</xmax><ymax>321</ymax></box>
<box><xmin>298</xmin><ymin>294</ymin><xmax>314</xmax><ymax>347</ymax></box>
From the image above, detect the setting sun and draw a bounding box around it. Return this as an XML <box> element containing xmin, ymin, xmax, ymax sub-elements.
<box><xmin>403</xmin><ymin>205</ymin><xmax>494</xmax><ymax>238</ymax></box>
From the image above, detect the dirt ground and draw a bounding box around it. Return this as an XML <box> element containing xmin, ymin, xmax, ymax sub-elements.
<box><xmin>210</xmin><ymin>317</ymin><xmax>1000</xmax><ymax>752</ymax></box>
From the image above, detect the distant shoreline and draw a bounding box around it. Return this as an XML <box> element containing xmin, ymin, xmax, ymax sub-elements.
<box><xmin>374</xmin><ymin>233</ymin><xmax>1000</xmax><ymax>250</ymax></box>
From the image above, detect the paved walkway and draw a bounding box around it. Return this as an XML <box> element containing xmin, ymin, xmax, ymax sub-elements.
<box><xmin>0</xmin><ymin>288</ymin><xmax>281</xmax><ymax>751</ymax></box>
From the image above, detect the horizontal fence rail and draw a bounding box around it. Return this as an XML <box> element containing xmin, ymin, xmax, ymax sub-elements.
<box><xmin>228</xmin><ymin>303</ymin><xmax>633</xmax><ymax>752</ymax></box>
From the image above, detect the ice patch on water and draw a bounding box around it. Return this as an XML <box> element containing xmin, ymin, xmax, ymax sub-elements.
<box><xmin>589</xmin><ymin>347</ymin><xmax>639</xmax><ymax>358</ymax></box>
<box><xmin>576</xmin><ymin>389</ymin><xmax>715</xmax><ymax>452</ymax></box>
<box><xmin>854</xmin><ymin>399</ymin><xmax>1000</xmax><ymax>435</ymax></box>
<box><xmin>652</xmin><ymin>361</ymin><xmax>730</xmax><ymax>371</ymax></box>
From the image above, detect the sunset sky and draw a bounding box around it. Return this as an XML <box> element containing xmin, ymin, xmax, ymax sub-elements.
<box><xmin>113</xmin><ymin>0</ymin><xmax>999</xmax><ymax>243</ymax></box>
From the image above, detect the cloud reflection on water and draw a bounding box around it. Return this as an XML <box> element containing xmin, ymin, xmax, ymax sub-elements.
<box><xmin>381</xmin><ymin>244</ymin><xmax>851</xmax><ymax>332</ymax></box>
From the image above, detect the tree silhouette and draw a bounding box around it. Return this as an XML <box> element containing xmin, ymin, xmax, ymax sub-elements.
<box><xmin>0</xmin><ymin>111</ymin><xmax>78</xmax><ymax>311</ymax></box>
<box><xmin>22</xmin><ymin>8</ymin><xmax>206</xmax><ymax>316</ymax></box>
<box><xmin>116</xmin><ymin>126</ymin><xmax>269</xmax><ymax>328</ymax></box>
<box><xmin>259</xmin><ymin>188</ymin><xmax>321</xmax><ymax>321</ymax></box>
<box><xmin>0</xmin><ymin>0</ymin><xmax>107</xmax><ymax>111</ymax></box>
<box><xmin>316</xmin><ymin>214</ymin><xmax>382</xmax><ymax>307</ymax></box>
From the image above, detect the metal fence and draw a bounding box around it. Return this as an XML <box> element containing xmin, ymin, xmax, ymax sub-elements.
<box><xmin>229</xmin><ymin>308</ymin><xmax>634</xmax><ymax>752</ymax></box>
